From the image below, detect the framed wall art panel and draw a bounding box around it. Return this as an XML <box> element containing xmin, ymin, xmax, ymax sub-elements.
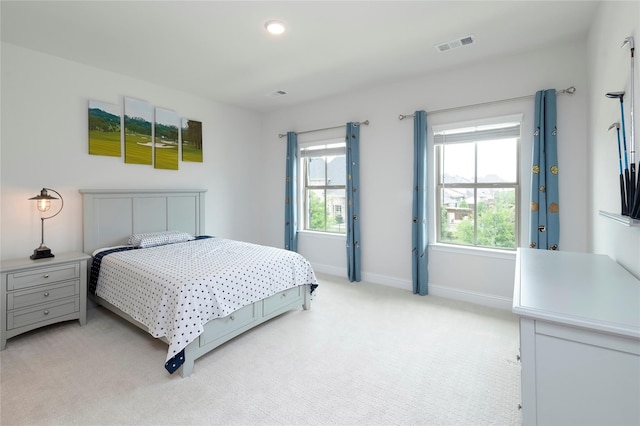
<box><xmin>181</xmin><ymin>118</ymin><xmax>203</xmax><ymax>162</ymax></box>
<box><xmin>124</xmin><ymin>97</ymin><xmax>153</xmax><ymax>165</ymax></box>
<box><xmin>88</xmin><ymin>100</ymin><xmax>121</xmax><ymax>157</ymax></box>
<box><xmin>154</xmin><ymin>108</ymin><xmax>180</xmax><ymax>170</ymax></box>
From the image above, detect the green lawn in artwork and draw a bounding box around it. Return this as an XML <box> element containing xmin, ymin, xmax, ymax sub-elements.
<box><xmin>182</xmin><ymin>144</ymin><xmax>203</xmax><ymax>162</ymax></box>
<box><xmin>124</xmin><ymin>133</ymin><xmax>152</xmax><ymax>165</ymax></box>
<box><xmin>89</xmin><ymin>130</ymin><xmax>121</xmax><ymax>156</ymax></box>
<box><xmin>155</xmin><ymin>139</ymin><xmax>179</xmax><ymax>170</ymax></box>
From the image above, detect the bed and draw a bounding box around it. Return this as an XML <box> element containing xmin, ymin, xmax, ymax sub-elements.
<box><xmin>81</xmin><ymin>189</ymin><xmax>317</xmax><ymax>378</ymax></box>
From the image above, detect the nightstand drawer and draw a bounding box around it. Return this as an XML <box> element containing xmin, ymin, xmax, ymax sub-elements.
<box><xmin>6</xmin><ymin>263</ymin><xmax>80</xmax><ymax>291</ymax></box>
<box><xmin>7</xmin><ymin>280</ymin><xmax>80</xmax><ymax>310</ymax></box>
<box><xmin>7</xmin><ymin>297</ymin><xmax>79</xmax><ymax>330</ymax></box>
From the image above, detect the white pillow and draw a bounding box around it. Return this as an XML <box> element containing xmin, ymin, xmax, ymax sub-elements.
<box><xmin>128</xmin><ymin>231</ymin><xmax>195</xmax><ymax>248</ymax></box>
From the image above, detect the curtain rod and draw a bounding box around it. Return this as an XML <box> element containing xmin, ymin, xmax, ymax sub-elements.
<box><xmin>278</xmin><ymin>120</ymin><xmax>370</xmax><ymax>138</ymax></box>
<box><xmin>398</xmin><ymin>86</ymin><xmax>576</xmax><ymax>120</ymax></box>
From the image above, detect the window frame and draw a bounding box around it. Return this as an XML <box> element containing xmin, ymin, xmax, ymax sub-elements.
<box><xmin>433</xmin><ymin>116</ymin><xmax>521</xmax><ymax>250</ymax></box>
<box><xmin>299</xmin><ymin>138</ymin><xmax>347</xmax><ymax>235</ymax></box>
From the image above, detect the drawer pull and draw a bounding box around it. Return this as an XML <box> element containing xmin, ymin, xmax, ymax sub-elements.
<box><xmin>43</xmin><ymin>274</ymin><xmax>50</xmax><ymax>279</ymax></box>
<box><xmin>43</xmin><ymin>310</ymin><xmax>50</xmax><ymax>316</ymax></box>
<box><xmin>230</xmin><ymin>315</ymin><xmax>235</xmax><ymax>321</ymax></box>
<box><xmin>43</xmin><ymin>292</ymin><xmax>50</xmax><ymax>297</ymax></box>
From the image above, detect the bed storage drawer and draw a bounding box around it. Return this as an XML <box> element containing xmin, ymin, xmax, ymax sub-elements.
<box><xmin>200</xmin><ymin>303</ymin><xmax>256</xmax><ymax>345</ymax></box>
<box><xmin>7</xmin><ymin>280</ymin><xmax>80</xmax><ymax>310</ymax></box>
<box><xmin>262</xmin><ymin>286</ymin><xmax>301</xmax><ymax>316</ymax></box>
<box><xmin>7</xmin><ymin>297</ymin><xmax>80</xmax><ymax>330</ymax></box>
<box><xmin>6</xmin><ymin>263</ymin><xmax>79</xmax><ymax>291</ymax></box>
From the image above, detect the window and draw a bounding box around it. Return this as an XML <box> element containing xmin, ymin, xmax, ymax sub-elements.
<box><xmin>434</xmin><ymin>117</ymin><xmax>520</xmax><ymax>249</ymax></box>
<box><xmin>300</xmin><ymin>140</ymin><xmax>346</xmax><ymax>234</ymax></box>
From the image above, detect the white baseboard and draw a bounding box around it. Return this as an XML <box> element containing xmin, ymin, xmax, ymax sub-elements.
<box><xmin>362</xmin><ymin>271</ymin><xmax>412</xmax><ymax>291</ymax></box>
<box><xmin>310</xmin><ymin>262</ymin><xmax>347</xmax><ymax>278</ymax></box>
<box><xmin>311</xmin><ymin>264</ymin><xmax>412</xmax><ymax>291</ymax></box>
<box><xmin>423</xmin><ymin>282</ymin><xmax>513</xmax><ymax>311</ymax></box>
<box><xmin>311</xmin><ymin>261</ymin><xmax>513</xmax><ymax>311</ymax></box>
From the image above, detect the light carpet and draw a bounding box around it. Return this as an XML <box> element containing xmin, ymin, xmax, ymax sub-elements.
<box><xmin>0</xmin><ymin>273</ymin><xmax>521</xmax><ymax>425</ymax></box>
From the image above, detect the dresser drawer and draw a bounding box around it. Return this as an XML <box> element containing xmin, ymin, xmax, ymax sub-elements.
<box><xmin>7</xmin><ymin>297</ymin><xmax>79</xmax><ymax>330</ymax></box>
<box><xmin>7</xmin><ymin>280</ymin><xmax>80</xmax><ymax>310</ymax></box>
<box><xmin>6</xmin><ymin>263</ymin><xmax>79</xmax><ymax>291</ymax></box>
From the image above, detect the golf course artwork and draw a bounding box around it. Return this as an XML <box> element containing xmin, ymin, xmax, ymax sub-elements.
<box><xmin>154</xmin><ymin>107</ymin><xmax>180</xmax><ymax>170</ymax></box>
<box><xmin>181</xmin><ymin>118</ymin><xmax>203</xmax><ymax>162</ymax></box>
<box><xmin>87</xmin><ymin>96</ymin><xmax>203</xmax><ymax>170</ymax></box>
<box><xmin>124</xmin><ymin>97</ymin><xmax>153</xmax><ymax>165</ymax></box>
<box><xmin>88</xmin><ymin>100</ymin><xmax>121</xmax><ymax>157</ymax></box>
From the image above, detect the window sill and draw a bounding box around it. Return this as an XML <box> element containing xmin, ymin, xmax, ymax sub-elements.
<box><xmin>297</xmin><ymin>230</ymin><xmax>346</xmax><ymax>241</ymax></box>
<box><xmin>430</xmin><ymin>243</ymin><xmax>516</xmax><ymax>260</ymax></box>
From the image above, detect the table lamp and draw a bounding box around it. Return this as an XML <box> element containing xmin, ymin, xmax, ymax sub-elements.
<box><xmin>28</xmin><ymin>188</ymin><xmax>64</xmax><ymax>259</ymax></box>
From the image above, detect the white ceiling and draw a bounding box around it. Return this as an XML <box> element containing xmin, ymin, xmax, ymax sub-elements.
<box><xmin>1</xmin><ymin>1</ymin><xmax>600</xmax><ymax>112</ymax></box>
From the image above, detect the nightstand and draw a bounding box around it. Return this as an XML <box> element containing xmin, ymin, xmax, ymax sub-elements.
<box><xmin>1</xmin><ymin>252</ymin><xmax>91</xmax><ymax>350</ymax></box>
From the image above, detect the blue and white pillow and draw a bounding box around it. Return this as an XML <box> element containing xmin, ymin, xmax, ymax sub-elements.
<box><xmin>128</xmin><ymin>231</ymin><xmax>195</xmax><ymax>248</ymax></box>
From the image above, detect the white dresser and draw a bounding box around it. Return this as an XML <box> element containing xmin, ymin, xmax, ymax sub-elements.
<box><xmin>513</xmin><ymin>248</ymin><xmax>640</xmax><ymax>426</ymax></box>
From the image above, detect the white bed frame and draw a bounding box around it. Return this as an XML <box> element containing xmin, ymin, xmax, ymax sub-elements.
<box><xmin>80</xmin><ymin>189</ymin><xmax>311</xmax><ymax>377</ymax></box>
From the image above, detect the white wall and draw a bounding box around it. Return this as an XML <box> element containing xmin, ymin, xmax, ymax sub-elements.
<box><xmin>588</xmin><ymin>1</ymin><xmax>640</xmax><ymax>278</ymax></box>
<box><xmin>0</xmin><ymin>43</ymin><xmax>263</xmax><ymax>261</ymax></box>
<box><xmin>260</xmin><ymin>40</ymin><xmax>589</xmax><ymax>308</ymax></box>
<box><xmin>4</xmin><ymin>26</ymin><xmax>617</xmax><ymax>309</ymax></box>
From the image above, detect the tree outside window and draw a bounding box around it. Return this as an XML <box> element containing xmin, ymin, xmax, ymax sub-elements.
<box><xmin>301</xmin><ymin>142</ymin><xmax>346</xmax><ymax>234</ymax></box>
<box><xmin>435</xmin><ymin>119</ymin><xmax>520</xmax><ymax>250</ymax></box>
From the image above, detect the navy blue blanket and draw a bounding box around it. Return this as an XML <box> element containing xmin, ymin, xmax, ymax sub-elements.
<box><xmin>89</xmin><ymin>246</ymin><xmax>139</xmax><ymax>295</ymax></box>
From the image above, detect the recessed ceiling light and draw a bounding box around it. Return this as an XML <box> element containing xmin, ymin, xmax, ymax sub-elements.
<box><xmin>265</xmin><ymin>20</ymin><xmax>285</xmax><ymax>35</ymax></box>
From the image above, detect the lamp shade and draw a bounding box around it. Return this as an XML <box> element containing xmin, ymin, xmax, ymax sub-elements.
<box><xmin>29</xmin><ymin>188</ymin><xmax>59</xmax><ymax>212</ymax></box>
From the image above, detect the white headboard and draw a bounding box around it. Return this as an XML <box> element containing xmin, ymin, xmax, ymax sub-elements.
<box><xmin>80</xmin><ymin>189</ymin><xmax>206</xmax><ymax>255</ymax></box>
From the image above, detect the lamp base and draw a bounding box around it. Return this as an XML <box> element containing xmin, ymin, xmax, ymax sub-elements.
<box><xmin>31</xmin><ymin>247</ymin><xmax>54</xmax><ymax>260</ymax></box>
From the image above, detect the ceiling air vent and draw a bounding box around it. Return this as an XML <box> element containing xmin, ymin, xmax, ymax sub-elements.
<box><xmin>435</xmin><ymin>35</ymin><xmax>475</xmax><ymax>53</ymax></box>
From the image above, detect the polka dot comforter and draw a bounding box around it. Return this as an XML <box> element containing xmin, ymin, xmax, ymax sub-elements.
<box><xmin>91</xmin><ymin>237</ymin><xmax>318</xmax><ymax>374</ymax></box>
